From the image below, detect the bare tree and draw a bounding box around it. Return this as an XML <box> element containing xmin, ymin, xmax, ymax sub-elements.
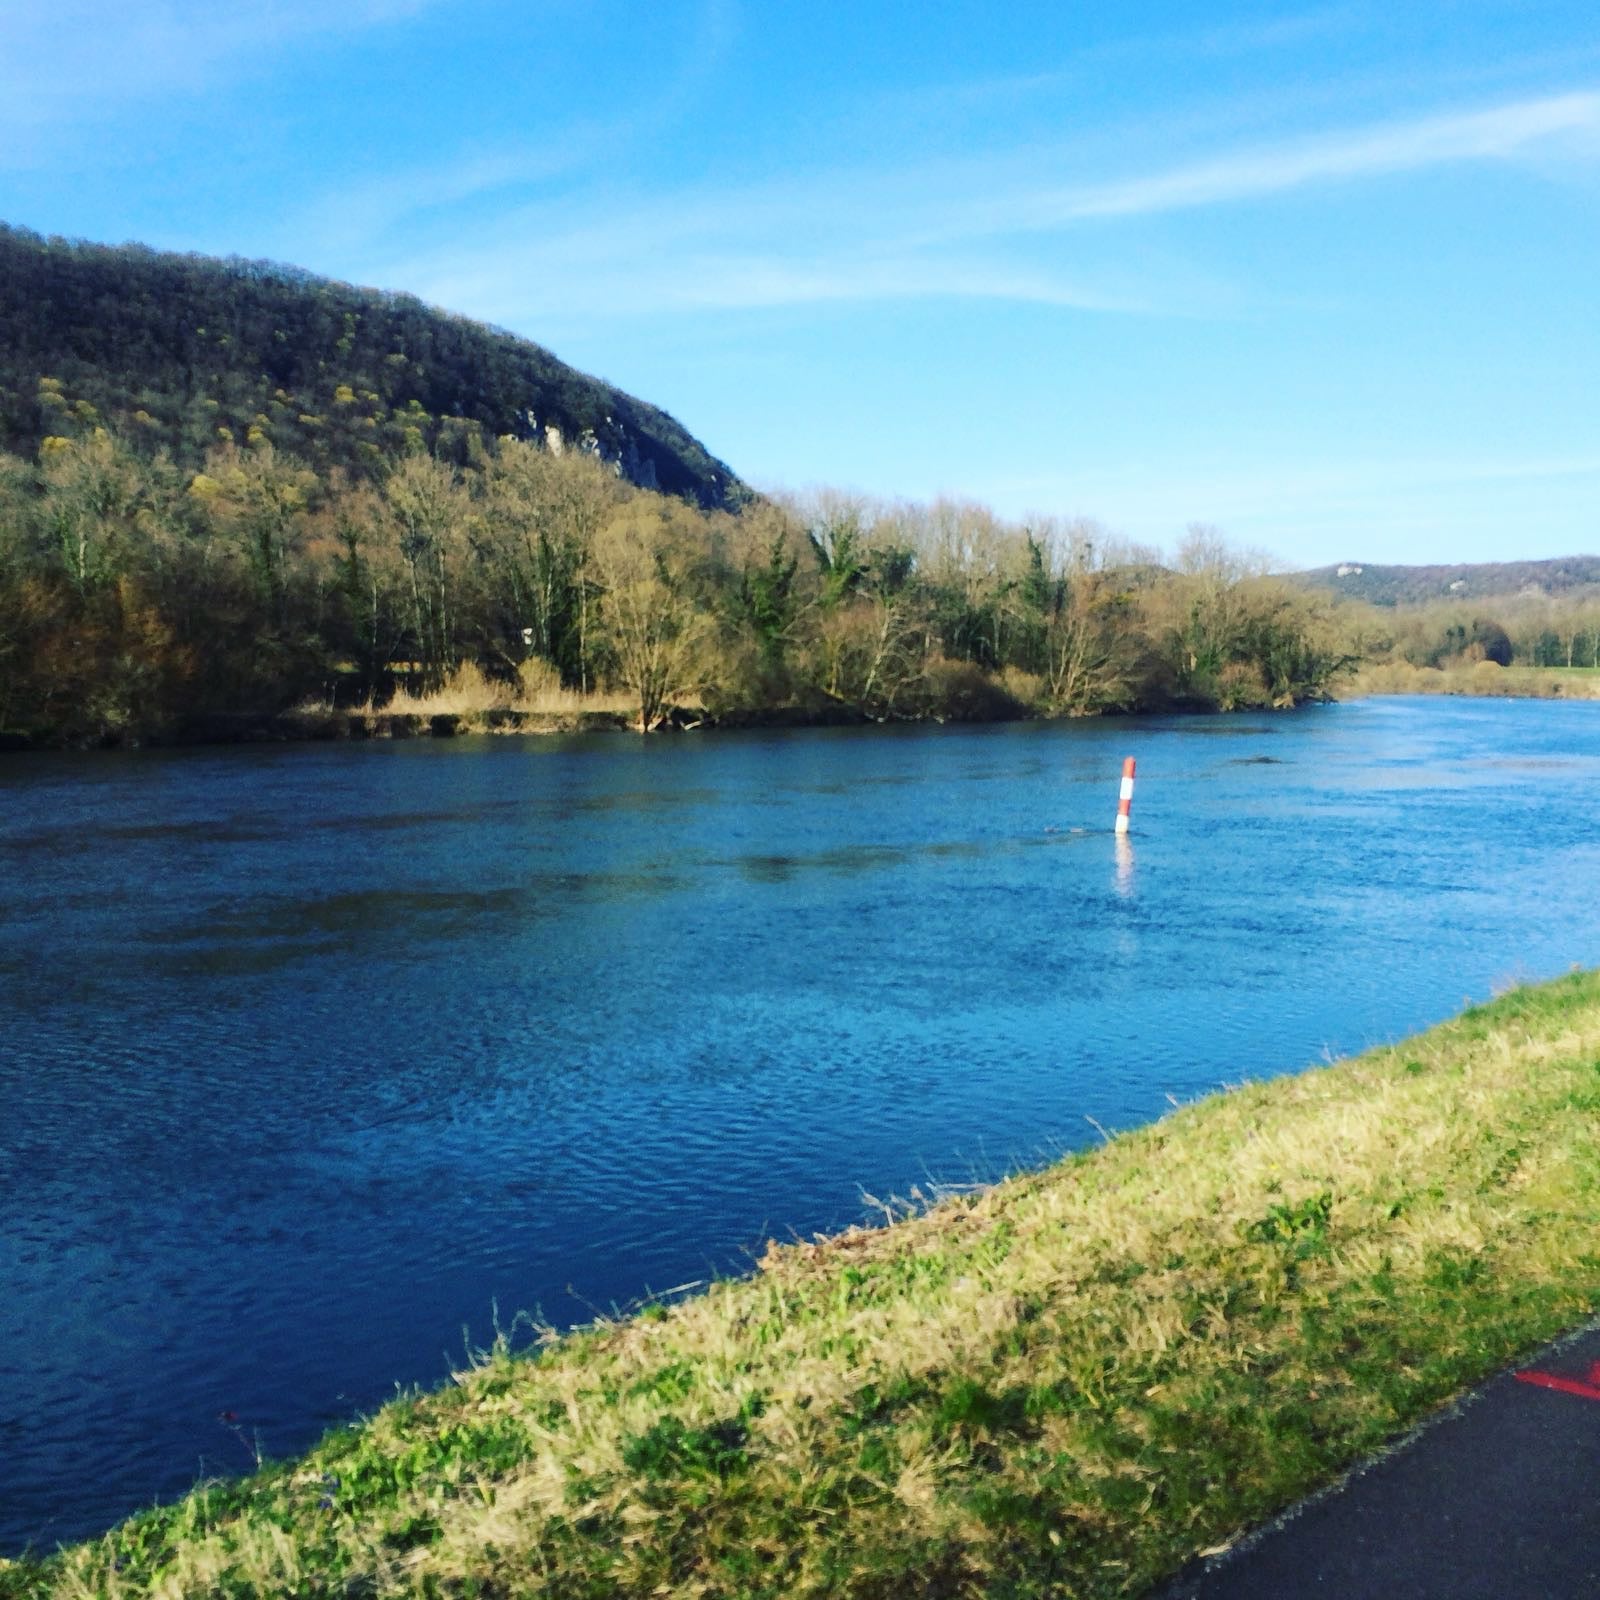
<box><xmin>383</xmin><ymin>454</ymin><xmax>472</xmax><ymax>691</ymax></box>
<box><xmin>590</xmin><ymin>502</ymin><xmax>713</xmax><ymax>731</ymax></box>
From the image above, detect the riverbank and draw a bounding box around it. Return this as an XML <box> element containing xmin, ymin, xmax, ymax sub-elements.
<box><xmin>0</xmin><ymin>700</ymin><xmax>875</xmax><ymax>752</ymax></box>
<box><xmin>1345</xmin><ymin>660</ymin><xmax>1600</xmax><ymax>699</ymax></box>
<box><xmin>6</xmin><ymin>971</ymin><xmax>1600</xmax><ymax>1597</ymax></box>
<box><xmin>0</xmin><ymin>688</ymin><xmax>1323</xmax><ymax>752</ymax></box>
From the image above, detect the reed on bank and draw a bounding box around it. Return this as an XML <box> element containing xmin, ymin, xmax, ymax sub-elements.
<box><xmin>6</xmin><ymin>973</ymin><xmax>1600</xmax><ymax>1599</ymax></box>
<box><xmin>339</xmin><ymin>660</ymin><xmax>641</xmax><ymax>727</ymax></box>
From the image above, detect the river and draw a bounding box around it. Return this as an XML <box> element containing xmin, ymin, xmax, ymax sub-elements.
<box><xmin>4</xmin><ymin>696</ymin><xmax>1599</xmax><ymax>1552</ymax></box>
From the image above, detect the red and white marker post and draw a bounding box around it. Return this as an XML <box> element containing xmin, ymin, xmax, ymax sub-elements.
<box><xmin>1114</xmin><ymin>756</ymin><xmax>1136</xmax><ymax>835</ymax></box>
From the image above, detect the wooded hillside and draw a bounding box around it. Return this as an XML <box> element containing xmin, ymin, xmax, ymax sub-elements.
<box><xmin>0</xmin><ymin>225</ymin><xmax>742</xmax><ymax>507</ymax></box>
<box><xmin>1296</xmin><ymin>556</ymin><xmax>1600</xmax><ymax>607</ymax></box>
<box><xmin>0</xmin><ymin>226</ymin><xmax>1354</xmax><ymax>748</ymax></box>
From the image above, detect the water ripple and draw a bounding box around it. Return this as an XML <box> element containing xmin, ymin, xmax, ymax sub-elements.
<box><xmin>5</xmin><ymin>698</ymin><xmax>1600</xmax><ymax>1551</ymax></box>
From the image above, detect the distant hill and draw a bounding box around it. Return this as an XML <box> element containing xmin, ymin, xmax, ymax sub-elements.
<box><xmin>1295</xmin><ymin>556</ymin><xmax>1600</xmax><ymax>607</ymax></box>
<box><xmin>0</xmin><ymin>223</ymin><xmax>743</xmax><ymax>507</ymax></box>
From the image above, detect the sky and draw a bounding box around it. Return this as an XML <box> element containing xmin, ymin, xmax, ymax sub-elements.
<box><xmin>0</xmin><ymin>0</ymin><xmax>1596</xmax><ymax>568</ymax></box>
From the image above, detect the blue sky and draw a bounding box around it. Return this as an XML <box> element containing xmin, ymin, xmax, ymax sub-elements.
<box><xmin>1</xmin><ymin>1</ymin><xmax>1596</xmax><ymax>567</ymax></box>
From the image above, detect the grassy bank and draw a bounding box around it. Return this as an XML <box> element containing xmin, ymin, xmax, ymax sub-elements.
<box><xmin>1345</xmin><ymin>659</ymin><xmax>1600</xmax><ymax>699</ymax></box>
<box><xmin>7</xmin><ymin>976</ymin><xmax>1600</xmax><ymax>1598</ymax></box>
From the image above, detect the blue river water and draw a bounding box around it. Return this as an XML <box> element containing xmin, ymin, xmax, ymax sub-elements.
<box><xmin>3</xmin><ymin>695</ymin><xmax>1600</xmax><ymax>1552</ymax></box>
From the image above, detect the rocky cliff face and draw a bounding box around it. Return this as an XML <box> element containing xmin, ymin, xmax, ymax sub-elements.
<box><xmin>534</xmin><ymin>416</ymin><xmax>662</xmax><ymax>494</ymax></box>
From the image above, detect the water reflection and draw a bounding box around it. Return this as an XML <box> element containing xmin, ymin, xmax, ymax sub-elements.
<box><xmin>1114</xmin><ymin>833</ymin><xmax>1135</xmax><ymax>899</ymax></box>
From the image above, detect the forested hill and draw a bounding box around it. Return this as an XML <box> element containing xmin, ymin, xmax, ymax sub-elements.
<box><xmin>0</xmin><ymin>223</ymin><xmax>743</xmax><ymax>507</ymax></box>
<box><xmin>0</xmin><ymin>224</ymin><xmax>1351</xmax><ymax>750</ymax></box>
<box><xmin>1296</xmin><ymin>556</ymin><xmax>1600</xmax><ymax>607</ymax></box>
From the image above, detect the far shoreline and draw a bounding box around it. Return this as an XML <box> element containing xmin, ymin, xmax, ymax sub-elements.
<box><xmin>5</xmin><ymin>671</ymin><xmax>1597</xmax><ymax>756</ymax></box>
<box><xmin>0</xmin><ymin>691</ymin><xmax>1342</xmax><ymax>755</ymax></box>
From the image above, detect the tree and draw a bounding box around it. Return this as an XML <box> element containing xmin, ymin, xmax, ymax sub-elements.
<box><xmin>1234</xmin><ymin>582</ymin><xmax>1354</xmax><ymax>705</ymax></box>
<box><xmin>188</xmin><ymin>443</ymin><xmax>318</xmax><ymax>632</ymax></box>
<box><xmin>479</xmin><ymin>444</ymin><xmax>622</xmax><ymax>688</ymax></box>
<box><xmin>591</xmin><ymin>502</ymin><xmax>713</xmax><ymax>731</ymax></box>
<box><xmin>330</xmin><ymin>488</ymin><xmax>406</xmax><ymax>701</ymax></box>
<box><xmin>916</xmin><ymin>497</ymin><xmax>1007</xmax><ymax>667</ymax></box>
<box><xmin>740</xmin><ymin>529</ymin><xmax>801</xmax><ymax>669</ymax></box>
<box><xmin>383</xmin><ymin>454</ymin><xmax>470</xmax><ymax>691</ymax></box>
<box><xmin>799</xmin><ymin>491</ymin><xmax>870</xmax><ymax>609</ymax></box>
<box><xmin>1045</xmin><ymin>571</ymin><xmax>1139</xmax><ymax>713</ymax></box>
<box><xmin>1468</xmin><ymin>617</ymin><xmax>1513</xmax><ymax>667</ymax></box>
<box><xmin>37</xmin><ymin>431</ymin><xmax>148</xmax><ymax>594</ymax></box>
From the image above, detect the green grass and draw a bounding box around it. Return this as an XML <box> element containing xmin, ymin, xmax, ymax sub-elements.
<box><xmin>7</xmin><ymin>973</ymin><xmax>1600</xmax><ymax>1598</ymax></box>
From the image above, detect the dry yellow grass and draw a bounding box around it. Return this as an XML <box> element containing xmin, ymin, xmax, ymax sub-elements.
<box><xmin>300</xmin><ymin>661</ymin><xmax>641</xmax><ymax>728</ymax></box>
<box><xmin>1344</xmin><ymin>660</ymin><xmax>1600</xmax><ymax>700</ymax></box>
<box><xmin>8</xmin><ymin>974</ymin><xmax>1600</xmax><ymax>1598</ymax></box>
<box><xmin>384</xmin><ymin>661</ymin><xmax>635</xmax><ymax>720</ymax></box>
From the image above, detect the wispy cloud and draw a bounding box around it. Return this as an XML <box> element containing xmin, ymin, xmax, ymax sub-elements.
<box><xmin>976</xmin><ymin>452</ymin><xmax>1600</xmax><ymax>562</ymax></box>
<box><xmin>416</xmin><ymin>250</ymin><xmax>1155</xmax><ymax>324</ymax></box>
<box><xmin>364</xmin><ymin>87</ymin><xmax>1600</xmax><ymax>327</ymax></box>
<box><xmin>294</xmin><ymin>0</ymin><xmax>741</xmax><ymax>257</ymax></box>
<box><xmin>0</xmin><ymin>0</ymin><xmax>448</xmax><ymax>147</ymax></box>
<box><xmin>872</xmin><ymin>4</ymin><xmax>1365</xmax><ymax>117</ymax></box>
<box><xmin>1018</xmin><ymin>91</ymin><xmax>1600</xmax><ymax>223</ymax></box>
<box><xmin>1002</xmin><ymin>450</ymin><xmax>1600</xmax><ymax>513</ymax></box>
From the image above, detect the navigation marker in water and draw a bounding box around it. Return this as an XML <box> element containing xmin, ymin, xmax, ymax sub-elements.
<box><xmin>1115</xmin><ymin>756</ymin><xmax>1136</xmax><ymax>835</ymax></box>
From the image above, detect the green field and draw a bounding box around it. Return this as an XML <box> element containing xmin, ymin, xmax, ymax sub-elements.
<box><xmin>7</xmin><ymin>975</ymin><xmax>1600</xmax><ymax>1598</ymax></box>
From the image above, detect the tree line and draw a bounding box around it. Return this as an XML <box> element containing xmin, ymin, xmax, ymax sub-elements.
<box><xmin>1350</xmin><ymin>600</ymin><xmax>1600</xmax><ymax>674</ymax></box>
<box><xmin>0</xmin><ymin>419</ymin><xmax>1355</xmax><ymax>746</ymax></box>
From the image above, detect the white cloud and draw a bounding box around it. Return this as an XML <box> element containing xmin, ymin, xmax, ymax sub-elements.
<box><xmin>359</xmin><ymin>87</ymin><xmax>1600</xmax><ymax>327</ymax></box>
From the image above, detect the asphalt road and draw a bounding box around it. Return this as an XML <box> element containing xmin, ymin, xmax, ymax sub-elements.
<box><xmin>1158</xmin><ymin>1322</ymin><xmax>1600</xmax><ymax>1600</ymax></box>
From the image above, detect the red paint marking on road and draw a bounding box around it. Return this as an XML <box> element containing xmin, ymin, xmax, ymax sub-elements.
<box><xmin>1514</xmin><ymin>1368</ymin><xmax>1600</xmax><ymax>1403</ymax></box>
